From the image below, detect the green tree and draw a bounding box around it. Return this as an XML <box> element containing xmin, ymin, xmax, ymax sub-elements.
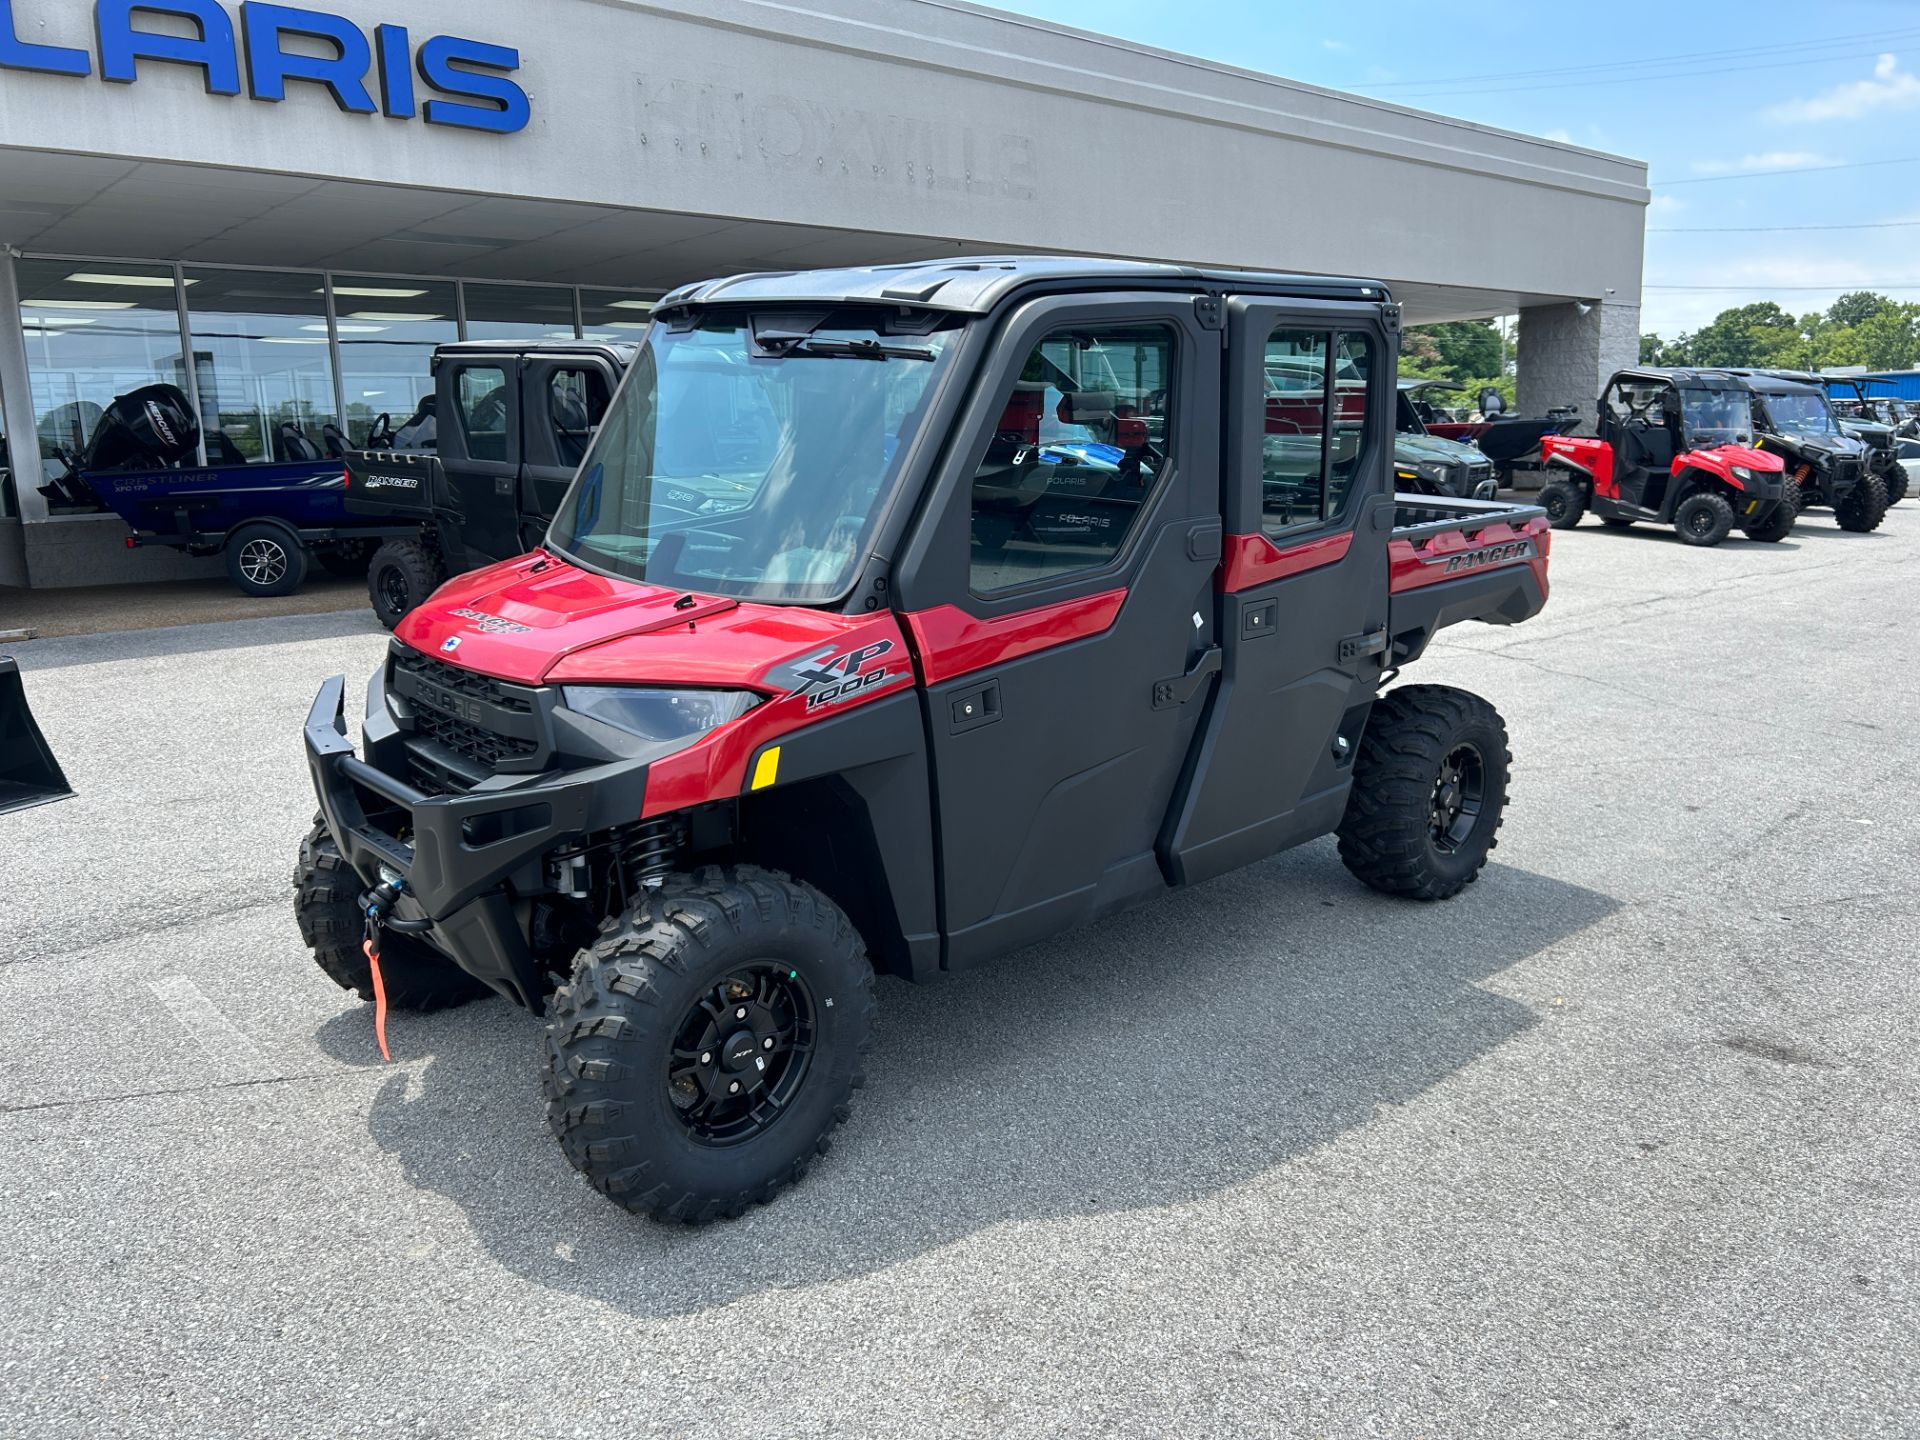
<box><xmin>1404</xmin><ymin>320</ymin><xmax>1503</xmax><ymax>384</ymax></box>
<box><xmin>1640</xmin><ymin>333</ymin><xmax>1667</xmax><ymax>365</ymax></box>
<box><xmin>1685</xmin><ymin>302</ymin><xmax>1799</xmax><ymax>368</ymax></box>
<box><xmin>1827</xmin><ymin>291</ymin><xmax>1890</xmax><ymax>330</ymax></box>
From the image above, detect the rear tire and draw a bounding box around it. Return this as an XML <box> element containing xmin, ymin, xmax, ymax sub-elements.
<box><xmin>1538</xmin><ymin>476</ymin><xmax>1586</xmax><ymax>529</ymax></box>
<box><xmin>226</xmin><ymin>523</ymin><xmax>308</xmax><ymax>597</ymax></box>
<box><xmin>367</xmin><ymin>539</ymin><xmax>445</xmax><ymax>630</ymax></box>
<box><xmin>1337</xmin><ymin>685</ymin><xmax>1511</xmax><ymax>901</ymax></box>
<box><xmin>1673</xmin><ymin>491</ymin><xmax>1734</xmax><ymax>547</ymax></box>
<box><xmin>1884</xmin><ymin>465</ymin><xmax>1908</xmax><ymax>505</ymax></box>
<box><xmin>1836</xmin><ymin>473</ymin><xmax>1890</xmax><ymax>533</ymax></box>
<box><xmin>293</xmin><ymin>820</ymin><xmax>494</xmax><ymax>1011</ymax></box>
<box><xmin>543</xmin><ymin>866</ymin><xmax>876</xmax><ymax>1223</ymax></box>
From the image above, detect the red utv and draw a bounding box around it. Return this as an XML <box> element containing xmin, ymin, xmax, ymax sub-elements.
<box><xmin>299</xmin><ymin>257</ymin><xmax>1553</xmax><ymax>1223</ymax></box>
<box><xmin>1539</xmin><ymin>368</ymin><xmax>1793</xmax><ymax>546</ymax></box>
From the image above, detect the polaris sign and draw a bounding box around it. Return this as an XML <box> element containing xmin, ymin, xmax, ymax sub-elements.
<box><xmin>0</xmin><ymin>1</ymin><xmax>529</xmax><ymax>134</ymax></box>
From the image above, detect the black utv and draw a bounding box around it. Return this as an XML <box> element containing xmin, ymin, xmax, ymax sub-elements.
<box><xmin>1727</xmin><ymin>371</ymin><xmax>1888</xmax><ymax>533</ymax></box>
<box><xmin>1818</xmin><ymin>375</ymin><xmax>1906</xmax><ymax>504</ymax></box>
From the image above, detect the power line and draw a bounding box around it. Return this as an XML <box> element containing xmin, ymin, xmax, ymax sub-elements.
<box><xmin>1358</xmin><ymin>41</ymin><xmax>1920</xmax><ymax>99</ymax></box>
<box><xmin>1645</xmin><ymin>283</ymin><xmax>1920</xmax><ymax>292</ymax></box>
<box><xmin>1356</xmin><ymin>28</ymin><xmax>1920</xmax><ymax>89</ymax></box>
<box><xmin>1657</xmin><ymin>156</ymin><xmax>1920</xmax><ymax>186</ymax></box>
<box><xmin>1651</xmin><ymin>219</ymin><xmax>1920</xmax><ymax>233</ymax></box>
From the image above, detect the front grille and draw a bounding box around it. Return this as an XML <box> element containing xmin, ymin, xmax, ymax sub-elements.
<box><xmin>390</xmin><ymin>645</ymin><xmax>542</xmax><ymax>788</ymax></box>
<box><xmin>413</xmin><ymin>707</ymin><xmax>537</xmax><ymax>768</ymax></box>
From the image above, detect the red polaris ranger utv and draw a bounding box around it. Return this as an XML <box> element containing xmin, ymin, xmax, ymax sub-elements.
<box><xmin>1538</xmin><ymin>368</ymin><xmax>1793</xmax><ymax>545</ymax></box>
<box><xmin>299</xmin><ymin>258</ymin><xmax>1552</xmax><ymax>1223</ymax></box>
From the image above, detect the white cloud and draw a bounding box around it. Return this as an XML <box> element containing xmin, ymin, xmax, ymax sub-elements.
<box><xmin>1541</xmin><ymin>128</ymin><xmax>1572</xmax><ymax>143</ymax></box>
<box><xmin>1321</xmin><ymin>38</ymin><xmax>1348</xmax><ymax>51</ymax></box>
<box><xmin>1689</xmin><ymin>151</ymin><xmax>1829</xmax><ymax>176</ymax></box>
<box><xmin>1766</xmin><ymin>53</ymin><xmax>1920</xmax><ymax>123</ymax></box>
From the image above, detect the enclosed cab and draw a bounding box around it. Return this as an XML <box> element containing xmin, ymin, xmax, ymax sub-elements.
<box><xmin>1539</xmin><ymin>368</ymin><xmax>1793</xmax><ymax>546</ymax></box>
<box><xmin>1727</xmin><ymin>370</ymin><xmax>1887</xmax><ymax>533</ymax></box>
<box><xmin>346</xmin><ymin>341</ymin><xmax>636</xmax><ymax>626</ymax></box>
<box><xmin>299</xmin><ymin>257</ymin><xmax>1552</xmax><ymax>1223</ymax></box>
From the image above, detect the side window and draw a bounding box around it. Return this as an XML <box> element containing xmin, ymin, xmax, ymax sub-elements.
<box><xmin>969</xmin><ymin>323</ymin><xmax>1174</xmax><ymax>593</ymax></box>
<box><xmin>1262</xmin><ymin>330</ymin><xmax>1327</xmax><ymax>537</ymax></box>
<box><xmin>455</xmin><ymin>365</ymin><xmax>509</xmax><ymax>462</ymax></box>
<box><xmin>1328</xmin><ymin>332</ymin><xmax>1374</xmax><ymax>518</ymax></box>
<box><xmin>547</xmin><ymin>366</ymin><xmax>611</xmax><ymax>466</ymax></box>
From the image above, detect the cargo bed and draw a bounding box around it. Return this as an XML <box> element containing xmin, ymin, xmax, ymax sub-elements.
<box><xmin>1386</xmin><ymin>494</ymin><xmax>1550</xmax><ymax>663</ymax></box>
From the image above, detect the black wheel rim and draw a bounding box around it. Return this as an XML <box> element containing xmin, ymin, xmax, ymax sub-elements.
<box><xmin>1545</xmin><ymin>493</ymin><xmax>1567</xmax><ymax>521</ymax></box>
<box><xmin>666</xmin><ymin>964</ymin><xmax>817</xmax><ymax>1147</ymax></box>
<box><xmin>1686</xmin><ymin>505</ymin><xmax>1716</xmax><ymax>537</ymax></box>
<box><xmin>1429</xmin><ymin>742</ymin><xmax>1486</xmax><ymax>852</ymax></box>
<box><xmin>378</xmin><ymin>566</ymin><xmax>412</xmax><ymax>616</ymax></box>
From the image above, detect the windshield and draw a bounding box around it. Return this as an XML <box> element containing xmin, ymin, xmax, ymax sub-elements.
<box><xmin>1763</xmin><ymin>391</ymin><xmax>1838</xmax><ymax>437</ymax></box>
<box><xmin>1680</xmin><ymin>387</ymin><xmax>1753</xmax><ymax>446</ymax></box>
<box><xmin>547</xmin><ymin>313</ymin><xmax>957</xmax><ymax>601</ymax></box>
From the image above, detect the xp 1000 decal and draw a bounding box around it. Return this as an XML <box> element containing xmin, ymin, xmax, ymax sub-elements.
<box><xmin>787</xmin><ymin>640</ymin><xmax>899</xmax><ymax>710</ymax></box>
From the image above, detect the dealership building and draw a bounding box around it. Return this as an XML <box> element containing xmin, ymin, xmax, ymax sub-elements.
<box><xmin>0</xmin><ymin>0</ymin><xmax>1648</xmax><ymax>589</ymax></box>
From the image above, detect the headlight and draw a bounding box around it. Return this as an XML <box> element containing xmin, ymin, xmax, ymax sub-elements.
<box><xmin>561</xmin><ymin>686</ymin><xmax>760</xmax><ymax>742</ymax></box>
<box><xmin>1731</xmin><ymin>466</ymin><xmax>1754</xmax><ymax>481</ymax></box>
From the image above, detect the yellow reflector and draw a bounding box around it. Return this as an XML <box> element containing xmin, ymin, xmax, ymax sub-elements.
<box><xmin>750</xmin><ymin>747</ymin><xmax>781</xmax><ymax>791</ymax></box>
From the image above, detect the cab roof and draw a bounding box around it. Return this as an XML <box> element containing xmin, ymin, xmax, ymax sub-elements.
<box><xmin>1717</xmin><ymin>368</ymin><xmax>1824</xmax><ymax>395</ymax></box>
<box><xmin>435</xmin><ymin>339</ymin><xmax>642</xmax><ymax>362</ymax></box>
<box><xmin>658</xmin><ymin>255</ymin><xmax>1393</xmax><ymax>314</ymax></box>
<box><xmin>1610</xmin><ymin>366</ymin><xmax>1749</xmax><ymax>390</ymax></box>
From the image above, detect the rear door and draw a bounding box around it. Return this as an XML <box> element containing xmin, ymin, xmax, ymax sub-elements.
<box><xmin>894</xmin><ymin>294</ymin><xmax>1222</xmax><ymax>968</ymax></box>
<box><xmin>519</xmin><ymin>354</ymin><xmax>619</xmax><ymax>550</ymax></box>
<box><xmin>438</xmin><ymin>355</ymin><xmax>524</xmax><ymax>568</ymax></box>
<box><xmin>1163</xmin><ymin>297</ymin><xmax>1395</xmax><ymax>885</ymax></box>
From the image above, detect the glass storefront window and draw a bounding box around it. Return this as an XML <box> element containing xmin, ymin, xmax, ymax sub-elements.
<box><xmin>332</xmin><ymin>275</ymin><xmax>458</xmax><ymax>446</ymax></box>
<box><xmin>581</xmin><ymin>289</ymin><xmax>655</xmax><ymax>341</ymax></box>
<box><xmin>464</xmin><ymin>283</ymin><xmax>578</xmax><ymax>342</ymax></box>
<box><xmin>16</xmin><ymin>259</ymin><xmax>191</xmax><ymax>498</ymax></box>
<box><xmin>184</xmin><ymin>268</ymin><xmax>340</xmax><ymax>465</ymax></box>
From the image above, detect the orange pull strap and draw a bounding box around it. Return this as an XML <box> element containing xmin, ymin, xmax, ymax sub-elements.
<box><xmin>362</xmin><ymin>938</ymin><xmax>392</xmax><ymax>1063</ymax></box>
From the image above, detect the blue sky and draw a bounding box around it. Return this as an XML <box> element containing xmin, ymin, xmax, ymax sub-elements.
<box><xmin>996</xmin><ymin>0</ymin><xmax>1920</xmax><ymax>339</ymax></box>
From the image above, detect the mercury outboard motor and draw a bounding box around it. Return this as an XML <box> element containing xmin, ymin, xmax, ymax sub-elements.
<box><xmin>79</xmin><ymin>384</ymin><xmax>200</xmax><ymax>472</ymax></box>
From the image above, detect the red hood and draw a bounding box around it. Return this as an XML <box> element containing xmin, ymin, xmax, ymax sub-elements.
<box><xmin>394</xmin><ymin>552</ymin><xmax>902</xmax><ymax>694</ymax></box>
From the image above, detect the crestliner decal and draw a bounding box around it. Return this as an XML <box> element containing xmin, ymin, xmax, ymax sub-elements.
<box><xmin>1427</xmin><ymin>538</ymin><xmax>1537</xmax><ymax>575</ymax></box>
<box><xmin>787</xmin><ymin>640</ymin><xmax>898</xmax><ymax>710</ymax></box>
<box><xmin>450</xmin><ymin>607</ymin><xmax>532</xmax><ymax>635</ymax></box>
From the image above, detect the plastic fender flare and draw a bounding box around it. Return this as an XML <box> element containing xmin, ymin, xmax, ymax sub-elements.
<box><xmin>1670</xmin><ymin>466</ymin><xmax>1734</xmax><ymax>505</ymax></box>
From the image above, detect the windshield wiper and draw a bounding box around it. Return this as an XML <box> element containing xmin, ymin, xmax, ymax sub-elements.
<box><xmin>766</xmin><ymin>337</ymin><xmax>936</xmax><ymax>362</ymax></box>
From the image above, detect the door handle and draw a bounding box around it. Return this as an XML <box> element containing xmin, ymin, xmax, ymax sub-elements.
<box><xmin>1152</xmin><ymin>647</ymin><xmax>1221</xmax><ymax>710</ymax></box>
<box><xmin>948</xmin><ymin>681</ymin><xmax>1001</xmax><ymax>734</ymax></box>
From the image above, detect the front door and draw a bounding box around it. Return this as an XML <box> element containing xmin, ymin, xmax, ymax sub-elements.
<box><xmin>894</xmin><ymin>295</ymin><xmax>1222</xmax><ymax>968</ymax></box>
<box><xmin>438</xmin><ymin>356</ymin><xmax>524</xmax><ymax>569</ymax></box>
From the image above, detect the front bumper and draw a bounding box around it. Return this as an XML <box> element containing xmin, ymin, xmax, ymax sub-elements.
<box><xmin>304</xmin><ymin>674</ymin><xmax>651</xmax><ymax>1008</ymax></box>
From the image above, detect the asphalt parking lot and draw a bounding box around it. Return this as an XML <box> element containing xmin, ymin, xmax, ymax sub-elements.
<box><xmin>3</xmin><ymin>498</ymin><xmax>1917</xmax><ymax>1439</ymax></box>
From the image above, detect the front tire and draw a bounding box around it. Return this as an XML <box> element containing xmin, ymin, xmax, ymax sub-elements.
<box><xmin>1741</xmin><ymin>486</ymin><xmax>1797</xmax><ymax>543</ymax></box>
<box><xmin>1883</xmin><ymin>463</ymin><xmax>1908</xmax><ymax>505</ymax></box>
<box><xmin>1836</xmin><ymin>473</ymin><xmax>1889</xmax><ymax>533</ymax></box>
<box><xmin>367</xmin><ymin>539</ymin><xmax>445</xmax><ymax>630</ymax></box>
<box><xmin>543</xmin><ymin>866</ymin><xmax>876</xmax><ymax>1223</ymax></box>
<box><xmin>1337</xmin><ymin>685</ymin><xmax>1511</xmax><ymax>901</ymax></box>
<box><xmin>1538</xmin><ymin>476</ymin><xmax>1587</xmax><ymax>529</ymax></box>
<box><xmin>226</xmin><ymin>523</ymin><xmax>308</xmax><ymax>597</ymax></box>
<box><xmin>1673</xmin><ymin>491</ymin><xmax>1734</xmax><ymax>547</ymax></box>
<box><xmin>293</xmin><ymin>820</ymin><xmax>494</xmax><ymax>1011</ymax></box>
